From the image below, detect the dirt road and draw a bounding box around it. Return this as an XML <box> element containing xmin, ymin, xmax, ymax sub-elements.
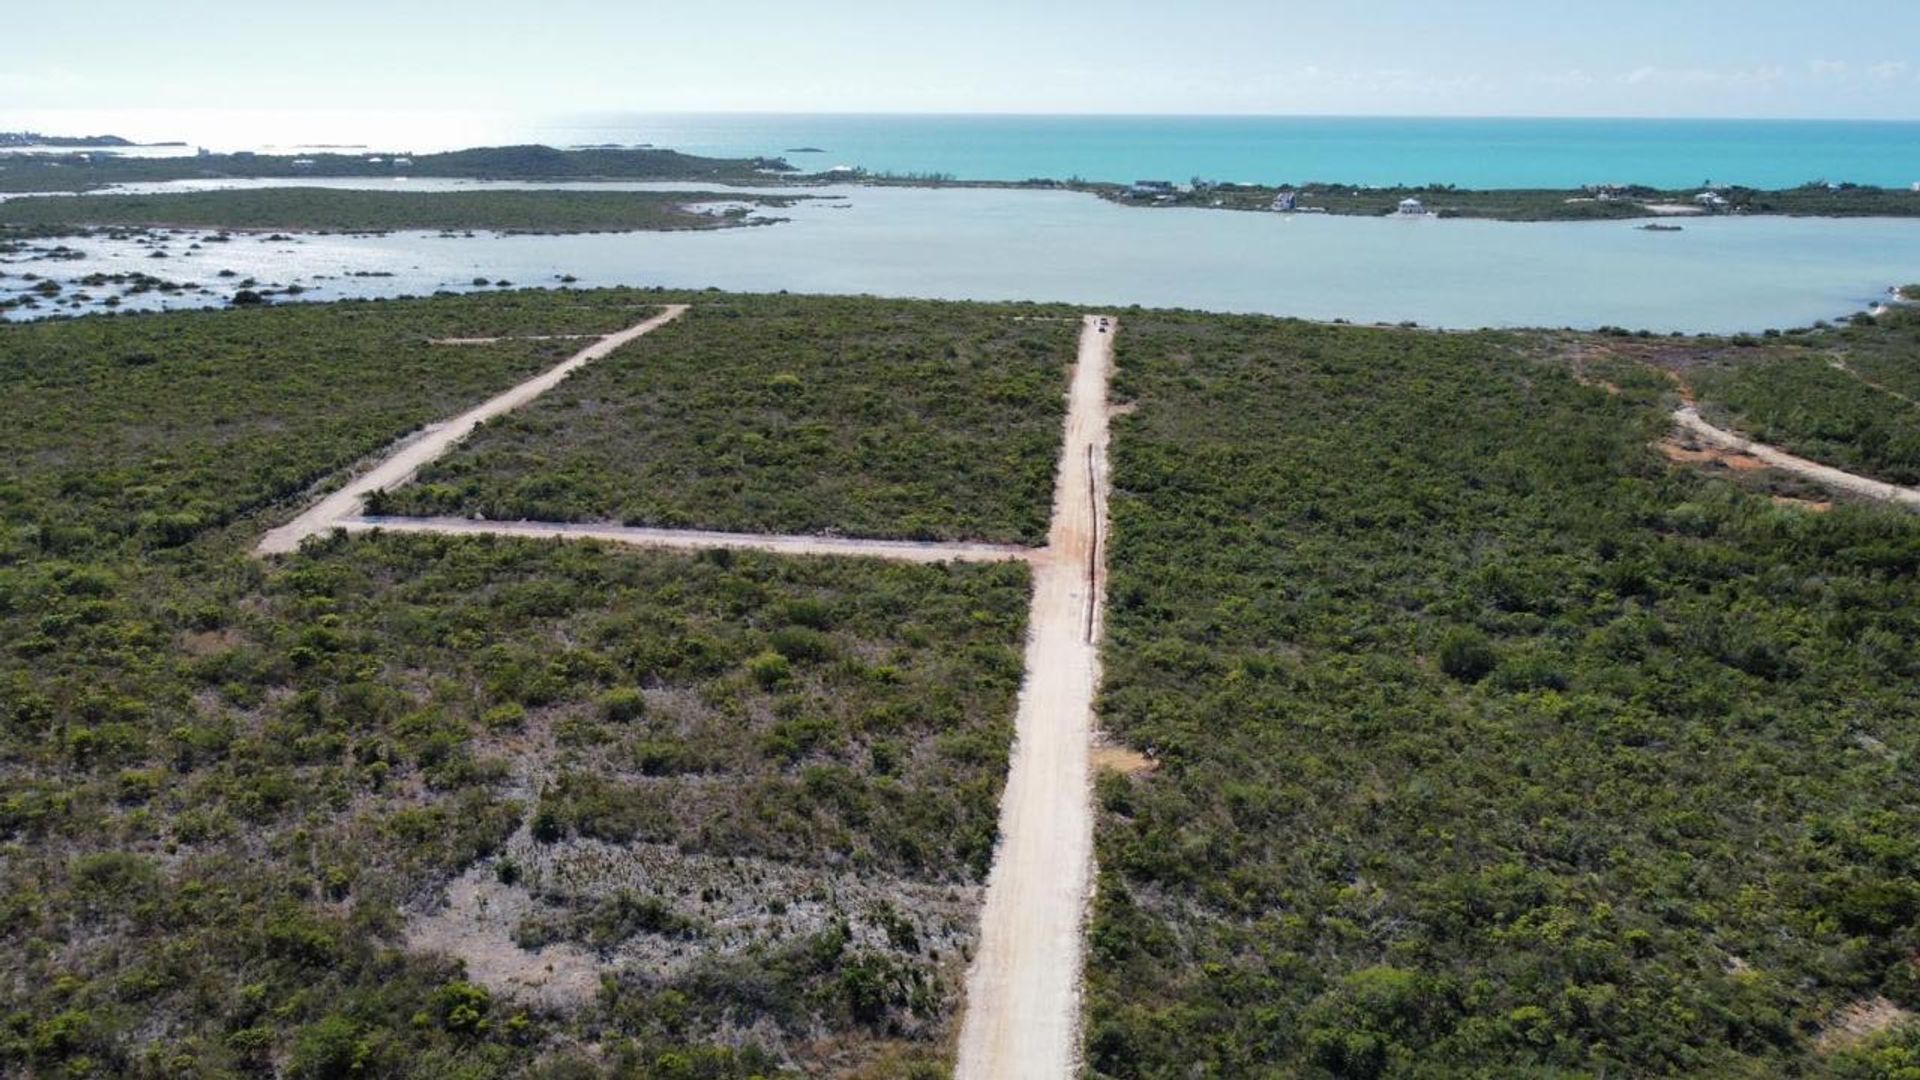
<box><xmin>1674</xmin><ymin>405</ymin><xmax>1920</xmax><ymax>511</ymax></box>
<box><xmin>340</xmin><ymin>516</ymin><xmax>1035</xmax><ymax>565</ymax></box>
<box><xmin>427</xmin><ymin>334</ymin><xmax>601</xmax><ymax>346</ymax></box>
<box><xmin>256</xmin><ymin>306</ymin><xmax>688</xmax><ymax>555</ymax></box>
<box><xmin>955</xmin><ymin>315</ymin><xmax>1114</xmax><ymax>1080</ymax></box>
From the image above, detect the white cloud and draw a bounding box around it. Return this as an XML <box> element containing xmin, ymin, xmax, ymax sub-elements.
<box><xmin>1618</xmin><ymin>65</ymin><xmax>1786</xmax><ymax>89</ymax></box>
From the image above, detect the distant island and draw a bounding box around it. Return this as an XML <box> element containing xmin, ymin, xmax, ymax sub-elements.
<box><xmin>0</xmin><ymin>131</ymin><xmax>136</xmax><ymax>148</ymax></box>
<box><xmin>785</xmin><ymin>147</ymin><xmax>827</xmax><ymax>153</ymax></box>
<box><xmin>0</xmin><ymin>144</ymin><xmax>798</xmax><ymax>196</ymax></box>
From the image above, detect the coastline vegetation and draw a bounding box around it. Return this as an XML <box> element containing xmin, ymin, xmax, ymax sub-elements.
<box><xmin>6</xmin><ymin>141</ymin><xmax>1915</xmax><ymax>225</ymax></box>
<box><xmin>0</xmin><ymin>144</ymin><xmax>792</xmax><ymax>194</ymax></box>
<box><xmin>0</xmin><ymin>188</ymin><xmax>798</xmax><ymax>235</ymax></box>
<box><xmin>1086</xmin><ymin>179</ymin><xmax>1920</xmax><ymax>221</ymax></box>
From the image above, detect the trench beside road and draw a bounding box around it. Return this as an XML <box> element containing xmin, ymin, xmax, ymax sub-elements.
<box><xmin>955</xmin><ymin>314</ymin><xmax>1115</xmax><ymax>1080</ymax></box>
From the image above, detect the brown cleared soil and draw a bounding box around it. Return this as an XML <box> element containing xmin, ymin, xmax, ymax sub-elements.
<box><xmin>1658</xmin><ymin>438</ymin><xmax>1769</xmax><ymax>472</ymax></box>
<box><xmin>1816</xmin><ymin>996</ymin><xmax>1915</xmax><ymax>1052</ymax></box>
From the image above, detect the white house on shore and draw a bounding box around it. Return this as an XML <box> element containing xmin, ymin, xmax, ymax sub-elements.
<box><xmin>1271</xmin><ymin>189</ymin><xmax>1297</xmax><ymax>212</ymax></box>
<box><xmin>1694</xmin><ymin>191</ymin><xmax>1729</xmax><ymax>210</ymax></box>
<box><xmin>1396</xmin><ymin>197</ymin><xmax>1427</xmax><ymax>216</ymax></box>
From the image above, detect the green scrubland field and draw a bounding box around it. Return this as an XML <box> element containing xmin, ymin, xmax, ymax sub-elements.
<box><xmin>1087</xmin><ymin>307</ymin><xmax>1920</xmax><ymax>1079</ymax></box>
<box><xmin>382</xmin><ymin>297</ymin><xmax>1075</xmax><ymax>544</ymax></box>
<box><xmin>4</xmin><ymin>288</ymin><xmax>1920</xmax><ymax>1079</ymax></box>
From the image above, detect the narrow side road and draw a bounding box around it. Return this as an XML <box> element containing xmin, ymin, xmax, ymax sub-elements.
<box><xmin>1674</xmin><ymin>405</ymin><xmax>1920</xmax><ymax>511</ymax></box>
<box><xmin>956</xmin><ymin>315</ymin><xmax>1115</xmax><ymax>1080</ymax></box>
<box><xmin>427</xmin><ymin>334</ymin><xmax>601</xmax><ymax>346</ymax></box>
<box><xmin>339</xmin><ymin>516</ymin><xmax>1035</xmax><ymax>565</ymax></box>
<box><xmin>257</xmin><ymin>305</ymin><xmax>688</xmax><ymax>555</ymax></box>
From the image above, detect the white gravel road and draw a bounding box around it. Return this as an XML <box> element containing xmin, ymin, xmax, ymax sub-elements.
<box><xmin>955</xmin><ymin>315</ymin><xmax>1115</xmax><ymax>1080</ymax></box>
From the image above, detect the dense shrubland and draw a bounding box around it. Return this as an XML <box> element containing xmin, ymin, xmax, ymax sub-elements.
<box><xmin>14</xmin><ymin>285</ymin><xmax>1920</xmax><ymax>1078</ymax></box>
<box><xmin>388</xmin><ymin>296</ymin><xmax>1075</xmax><ymax>544</ymax></box>
<box><xmin>0</xmin><ymin>289</ymin><xmax>1030</xmax><ymax>1077</ymax></box>
<box><xmin>1086</xmin><ymin>312</ymin><xmax>1920</xmax><ymax>1077</ymax></box>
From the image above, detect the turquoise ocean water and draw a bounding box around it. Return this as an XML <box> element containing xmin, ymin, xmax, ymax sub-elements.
<box><xmin>535</xmin><ymin>114</ymin><xmax>1920</xmax><ymax>188</ymax></box>
<box><xmin>11</xmin><ymin>111</ymin><xmax>1916</xmax><ymax>189</ymax></box>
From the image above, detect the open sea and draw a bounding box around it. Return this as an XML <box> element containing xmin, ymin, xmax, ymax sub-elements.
<box><xmin>6</xmin><ymin>110</ymin><xmax>1920</xmax><ymax>188</ymax></box>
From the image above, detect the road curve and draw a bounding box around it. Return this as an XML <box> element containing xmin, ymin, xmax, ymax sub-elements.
<box><xmin>955</xmin><ymin>315</ymin><xmax>1115</xmax><ymax>1080</ymax></box>
<box><xmin>256</xmin><ymin>306</ymin><xmax>689</xmax><ymax>555</ymax></box>
<box><xmin>1674</xmin><ymin>405</ymin><xmax>1920</xmax><ymax>511</ymax></box>
<box><xmin>339</xmin><ymin>516</ymin><xmax>1036</xmax><ymax>565</ymax></box>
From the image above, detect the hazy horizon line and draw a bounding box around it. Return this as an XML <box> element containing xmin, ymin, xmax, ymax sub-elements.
<box><xmin>8</xmin><ymin>108</ymin><xmax>1920</xmax><ymax>125</ymax></box>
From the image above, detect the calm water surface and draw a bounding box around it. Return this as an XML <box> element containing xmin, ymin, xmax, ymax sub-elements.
<box><xmin>5</xmin><ymin>181</ymin><xmax>1915</xmax><ymax>332</ymax></box>
<box><xmin>8</xmin><ymin>112</ymin><xmax>1919</xmax><ymax>188</ymax></box>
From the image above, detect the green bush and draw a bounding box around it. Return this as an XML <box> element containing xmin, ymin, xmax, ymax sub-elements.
<box><xmin>1437</xmin><ymin>627</ymin><xmax>1496</xmax><ymax>682</ymax></box>
<box><xmin>599</xmin><ymin>686</ymin><xmax>646</xmax><ymax>722</ymax></box>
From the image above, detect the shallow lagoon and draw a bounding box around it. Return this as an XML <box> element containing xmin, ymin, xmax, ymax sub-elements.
<box><xmin>4</xmin><ymin>180</ymin><xmax>1916</xmax><ymax>331</ymax></box>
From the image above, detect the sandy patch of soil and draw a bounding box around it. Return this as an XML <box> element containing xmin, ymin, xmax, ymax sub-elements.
<box><xmin>1817</xmin><ymin>996</ymin><xmax>1915</xmax><ymax>1052</ymax></box>
<box><xmin>1658</xmin><ymin>438</ymin><xmax>1767</xmax><ymax>472</ymax></box>
<box><xmin>1091</xmin><ymin>743</ymin><xmax>1155</xmax><ymax>776</ymax></box>
<box><xmin>178</xmin><ymin>628</ymin><xmax>246</xmax><ymax>656</ymax></box>
<box><xmin>407</xmin><ymin>827</ymin><xmax>983</xmax><ymax>1009</ymax></box>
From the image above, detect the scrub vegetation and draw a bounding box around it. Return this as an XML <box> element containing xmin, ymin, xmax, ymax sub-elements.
<box><xmin>11</xmin><ymin>285</ymin><xmax>1920</xmax><ymax>1078</ymax></box>
<box><xmin>1085</xmin><ymin>311</ymin><xmax>1920</xmax><ymax>1077</ymax></box>
<box><xmin>385</xmin><ymin>296</ymin><xmax>1076</xmax><ymax>544</ymax></box>
<box><xmin>0</xmin><ymin>188</ymin><xmax>797</xmax><ymax>236</ymax></box>
<box><xmin>0</xmin><ymin>289</ymin><xmax>1028</xmax><ymax>1078</ymax></box>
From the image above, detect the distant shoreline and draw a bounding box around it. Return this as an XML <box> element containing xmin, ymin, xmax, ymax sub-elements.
<box><xmin>1</xmin><ymin>141</ymin><xmax>1916</xmax><ymax>223</ymax></box>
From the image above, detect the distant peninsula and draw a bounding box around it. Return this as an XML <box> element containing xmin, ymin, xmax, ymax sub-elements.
<box><xmin>0</xmin><ymin>144</ymin><xmax>798</xmax><ymax>195</ymax></box>
<box><xmin>0</xmin><ymin>131</ymin><xmax>138</xmax><ymax>148</ymax></box>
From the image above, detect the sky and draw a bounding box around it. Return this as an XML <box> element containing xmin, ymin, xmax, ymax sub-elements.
<box><xmin>5</xmin><ymin>0</ymin><xmax>1919</xmax><ymax>129</ymax></box>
